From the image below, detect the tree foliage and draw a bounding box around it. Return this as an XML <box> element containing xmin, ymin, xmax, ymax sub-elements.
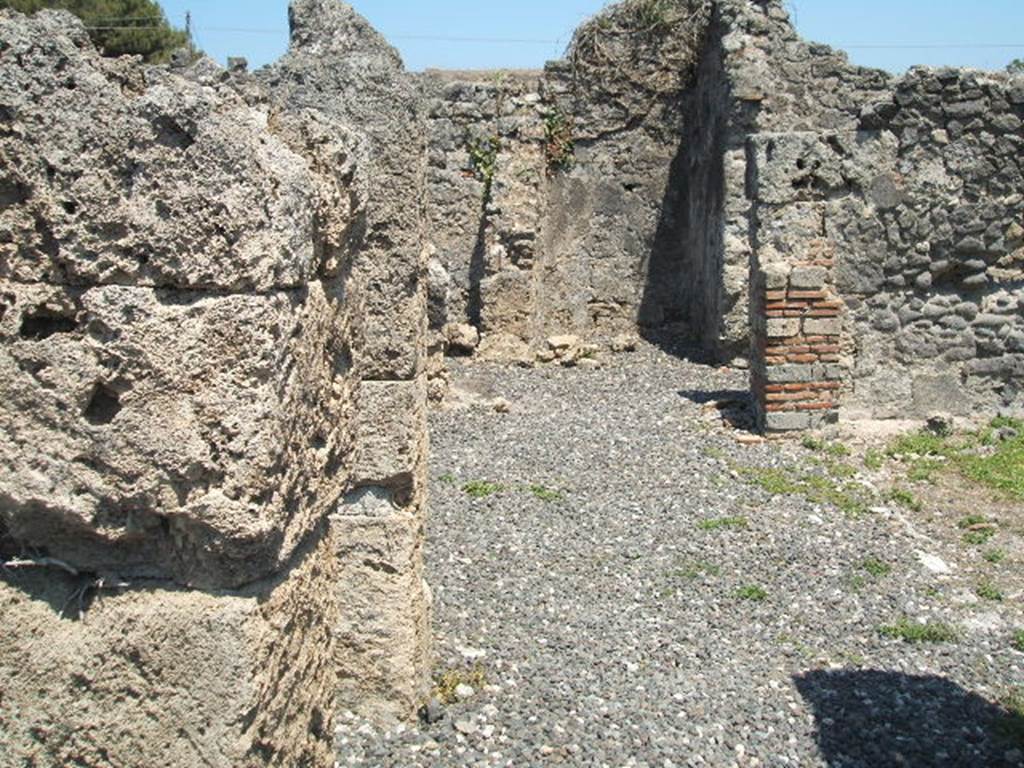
<box><xmin>1009</xmin><ymin>59</ymin><xmax>1024</xmax><ymax>75</ymax></box>
<box><xmin>0</xmin><ymin>0</ymin><xmax>189</xmax><ymax>63</ymax></box>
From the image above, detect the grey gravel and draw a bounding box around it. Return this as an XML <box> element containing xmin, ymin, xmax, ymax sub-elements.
<box><xmin>336</xmin><ymin>342</ymin><xmax>1024</xmax><ymax>767</ymax></box>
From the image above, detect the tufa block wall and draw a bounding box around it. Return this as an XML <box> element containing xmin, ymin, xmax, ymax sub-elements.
<box><xmin>1</xmin><ymin>2</ymin><xmax>430</xmax><ymax>766</ymax></box>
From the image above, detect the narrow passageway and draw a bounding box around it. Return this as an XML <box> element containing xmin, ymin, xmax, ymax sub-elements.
<box><xmin>337</xmin><ymin>342</ymin><xmax>1022</xmax><ymax>767</ymax></box>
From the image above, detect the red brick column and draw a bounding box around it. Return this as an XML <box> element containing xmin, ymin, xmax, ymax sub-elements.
<box><xmin>752</xmin><ymin>260</ymin><xmax>843</xmax><ymax>433</ymax></box>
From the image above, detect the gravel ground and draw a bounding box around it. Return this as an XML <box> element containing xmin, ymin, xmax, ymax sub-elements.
<box><xmin>336</xmin><ymin>342</ymin><xmax>1024</xmax><ymax>768</ymax></box>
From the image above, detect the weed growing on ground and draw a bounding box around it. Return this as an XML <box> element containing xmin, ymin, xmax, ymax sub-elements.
<box><xmin>462</xmin><ymin>480</ymin><xmax>504</xmax><ymax>498</ymax></box>
<box><xmin>976</xmin><ymin>580</ymin><xmax>1004</xmax><ymax>602</ymax></box>
<box><xmin>736</xmin><ymin>584</ymin><xmax>768</xmax><ymax>601</ymax></box>
<box><xmin>740</xmin><ymin>465</ymin><xmax>870</xmax><ymax>517</ymax></box>
<box><xmin>861</xmin><ymin>556</ymin><xmax>892</xmax><ymax>578</ymax></box>
<box><xmin>801</xmin><ymin>436</ymin><xmax>850</xmax><ymax>458</ymax></box>
<box><xmin>863</xmin><ymin>449</ymin><xmax>884</xmax><ymax>470</ymax></box>
<box><xmin>887</xmin><ymin>487</ymin><xmax>922</xmax><ymax>512</ymax></box>
<box><xmin>884</xmin><ymin>418</ymin><xmax>1024</xmax><ymax>498</ymax></box>
<box><xmin>438</xmin><ymin>473</ymin><xmax>456</xmax><ymax>485</ymax></box>
<box><xmin>434</xmin><ymin>664</ymin><xmax>488</xmax><ymax>704</ymax></box>
<box><xmin>672</xmin><ymin>560</ymin><xmax>721</xmax><ymax>580</ymax></box>
<box><xmin>957</xmin><ymin>515</ymin><xmax>997</xmax><ymax>545</ymax></box>
<box><xmin>879</xmin><ymin>618</ymin><xmax>956</xmax><ymax>643</ymax></box>
<box><xmin>698</xmin><ymin>516</ymin><xmax>748</xmax><ymax>531</ymax></box>
<box><xmin>661</xmin><ymin>560</ymin><xmax>720</xmax><ymax>596</ymax></box>
<box><xmin>960</xmin><ymin>420</ymin><xmax>1024</xmax><ymax>499</ymax></box>
<box><xmin>985</xmin><ymin>549</ymin><xmax>1007</xmax><ymax>564</ymax></box>
<box><xmin>529</xmin><ymin>484</ymin><xmax>564</xmax><ymax>502</ymax></box>
<box><xmin>1013</xmin><ymin>631</ymin><xmax>1024</xmax><ymax>653</ymax></box>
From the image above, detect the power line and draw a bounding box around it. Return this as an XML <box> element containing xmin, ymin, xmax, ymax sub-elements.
<box><xmin>844</xmin><ymin>43</ymin><xmax>1024</xmax><ymax>50</ymax></box>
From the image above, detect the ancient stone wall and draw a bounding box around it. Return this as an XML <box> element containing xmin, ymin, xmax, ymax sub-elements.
<box><xmin>0</xmin><ymin>3</ymin><xmax>429</xmax><ymax>765</ymax></box>
<box><xmin>4</xmin><ymin>0</ymin><xmax>1024</xmax><ymax>763</ymax></box>
<box><xmin>420</xmin><ymin>0</ymin><xmax>712</xmax><ymax>357</ymax></box>
<box><xmin>730</xmin><ymin>1</ymin><xmax>1024</xmax><ymax>430</ymax></box>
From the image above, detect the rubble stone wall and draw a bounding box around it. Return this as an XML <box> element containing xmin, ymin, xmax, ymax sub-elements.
<box><xmin>420</xmin><ymin>0</ymin><xmax>712</xmax><ymax>353</ymax></box>
<box><xmin>729</xmin><ymin>1</ymin><xmax>1024</xmax><ymax>430</ymax></box>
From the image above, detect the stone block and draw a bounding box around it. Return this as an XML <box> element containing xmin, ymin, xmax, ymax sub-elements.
<box><xmin>767</xmin><ymin>317</ymin><xmax>801</xmax><ymax>338</ymax></box>
<box><xmin>912</xmin><ymin>373</ymin><xmax>970</xmax><ymax>417</ymax></box>
<box><xmin>0</xmin><ymin>532</ymin><xmax>339</xmax><ymax>768</ymax></box>
<box><xmin>747</xmin><ymin>132</ymin><xmax>849</xmax><ymax>205</ymax></box>
<box><xmin>351</xmin><ymin>378</ymin><xmax>427</xmax><ymax>491</ymax></box>
<box><xmin>764</xmin><ymin>411</ymin><xmax>812</xmax><ymax>431</ymax></box>
<box><xmin>0</xmin><ymin>18</ymin><xmax>324</xmax><ymax>293</ymax></box>
<box><xmin>789</xmin><ymin>266</ymin><xmax>828</xmax><ymax>290</ymax></box>
<box><xmin>803</xmin><ymin>317</ymin><xmax>842</xmax><ymax>336</ymax></box>
<box><xmin>0</xmin><ymin>280</ymin><xmax>351</xmax><ymax>590</ymax></box>
<box><xmin>330</xmin><ymin>512</ymin><xmax>431</xmax><ymax>724</ymax></box>
<box><xmin>480</xmin><ymin>269</ymin><xmax>532</xmax><ymax>341</ymax></box>
<box><xmin>762</xmin><ymin>262</ymin><xmax>792</xmax><ymax>290</ymax></box>
<box><xmin>765</xmin><ymin>363</ymin><xmax>815</xmax><ymax>384</ymax></box>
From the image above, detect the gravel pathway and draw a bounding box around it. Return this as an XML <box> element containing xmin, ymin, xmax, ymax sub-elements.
<box><xmin>336</xmin><ymin>342</ymin><xmax>1024</xmax><ymax>767</ymax></box>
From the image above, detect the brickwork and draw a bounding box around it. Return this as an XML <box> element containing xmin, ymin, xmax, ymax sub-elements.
<box><xmin>752</xmin><ymin>261</ymin><xmax>844</xmax><ymax>432</ymax></box>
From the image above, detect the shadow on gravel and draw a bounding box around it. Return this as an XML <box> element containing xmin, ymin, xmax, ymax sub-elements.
<box><xmin>677</xmin><ymin>388</ymin><xmax>753</xmax><ymax>432</ymax></box>
<box><xmin>794</xmin><ymin>669</ymin><xmax>1023</xmax><ymax>767</ymax></box>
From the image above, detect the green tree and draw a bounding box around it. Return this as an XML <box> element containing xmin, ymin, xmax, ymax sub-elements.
<box><xmin>0</xmin><ymin>0</ymin><xmax>189</xmax><ymax>63</ymax></box>
<box><xmin>1008</xmin><ymin>59</ymin><xmax>1024</xmax><ymax>75</ymax></box>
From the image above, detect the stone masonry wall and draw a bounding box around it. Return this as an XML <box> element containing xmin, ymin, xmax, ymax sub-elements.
<box><xmin>1</xmin><ymin>3</ymin><xmax>430</xmax><ymax>766</ymax></box>
<box><xmin>4</xmin><ymin>0</ymin><xmax>1024</xmax><ymax>763</ymax></box>
<box><xmin>732</xmin><ymin>1</ymin><xmax>1024</xmax><ymax>430</ymax></box>
<box><xmin>420</xmin><ymin>0</ymin><xmax>713</xmax><ymax>356</ymax></box>
<box><xmin>261</xmin><ymin>0</ymin><xmax>432</xmax><ymax>723</ymax></box>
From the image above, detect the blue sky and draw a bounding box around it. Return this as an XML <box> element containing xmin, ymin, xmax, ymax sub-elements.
<box><xmin>158</xmin><ymin>1</ymin><xmax>1024</xmax><ymax>74</ymax></box>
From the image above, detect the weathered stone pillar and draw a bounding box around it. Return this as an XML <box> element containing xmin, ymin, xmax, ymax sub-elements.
<box><xmin>748</xmin><ymin>133</ymin><xmax>846</xmax><ymax>433</ymax></box>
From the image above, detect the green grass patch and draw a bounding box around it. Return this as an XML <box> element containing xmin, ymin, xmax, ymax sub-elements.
<box><xmin>861</xmin><ymin>556</ymin><xmax>892</xmax><ymax>578</ymax></box>
<box><xmin>885</xmin><ymin>418</ymin><xmax>1024</xmax><ymax>498</ymax></box>
<box><xmin>736</xmin><ymin>584</ymin><xmax>768</xmax><ymax>602</ymax></box>
<box><xmin>887</xmin><ymin>487</ymin><xmax>922</xmax><ymax>512</ymax></box>
<box><xmin>740</xmin><ymin>466</ymin><xmax>871</xmax><ymax>517</ymax></box>
<box><xmin>698</xmin><ymin>515</ymin><xmax>749</xmax><ymax>531</ymax></box>
<box><xmin>438</xmin><ymin>473</ymin><xmax>456</xmax><ymax>485</ymax></box>
<box><xmin>879</xmin><ymin>618</ymin><xmax>957</xmax><ymax>643</ymax></box>
<box><xmin>801</xmin><ymin>436</ymin><xmax>850</xmax><ymax>458</ymax></box>
<box><xmin>886</xmin><ymin>431</ymin><xmax>952</xmax><ymax>459</ymax></box>
<box><xmin>661</xmin><ymin>560</ymin><xmax>721</xmax><ymax>595</ymax></box>
<box><xmin>528</xmin><ymin>484</ymin><xmax>565</xmax><ymax>502</ymax></box>
<box><xmin>863</xmin><ymin>449</ymin><xmax>884</xmax><ymax>471</ymax></box>
<box><xmin>960</xmin><ymin>434</ymin><xmax>1024</xmax><ymax>500</ymax></box>
<box><xmin>985</xmin><ymin>549</ymin><xmax>1007</xmax><ymax>564</ymax></box>
<box><xmin>1013</xmin><ymin>630</ymin><xmax>1024</xmax><ymax>653</ymax></box>
<box><xmin>957</xmin><ymin>515</ymin><xmax>997</xmax><ymax>545</ymax></box>
<box><xmin>462</xmin><ymin>480</ymin><xmax>504</xmax><ymax>498</ymax></box>
<box><xmin>976</xmin><ymin>580</ymin><xmax>1004</xmax><ymax>602</ymax></box>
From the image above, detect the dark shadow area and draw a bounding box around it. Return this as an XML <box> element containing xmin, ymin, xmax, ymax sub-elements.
<box><xmin>794</xmin><ymin>669</ymin><xmax>1023</xmax><ymax>767</ymax></box>
<box><xmin>639</xmin><ymin>5</ymin><xmax>731</xmax><ymax>364</ymax></box>
<box><xmin>466</xmin><ymin>212</ymin><xmax>487</xmax><ymax>328</ymax></box>
<box><xmin>678</xmin><ymin>387</ymin><xmax>753</xmax><ymax>431</ymax></box>
<box><xmin>638</xmin><ymin>134</ymin><xmax>692</xmax><ymax>358</ymax></box>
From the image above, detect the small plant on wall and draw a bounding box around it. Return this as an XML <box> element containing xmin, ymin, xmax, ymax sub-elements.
<box><xmin>467</xmin><ymin>135</ymin><xmax>500</xmax><ymax>203</ymax></box>
<box><xmin>543</xmin><ymin>110</ymin><xmax>575</xmax><ymax>175</ymax></box>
